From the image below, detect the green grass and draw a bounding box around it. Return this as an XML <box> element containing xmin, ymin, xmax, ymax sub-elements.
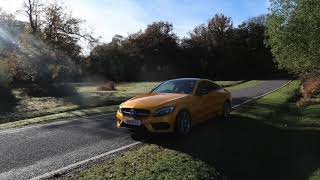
<box><xmin>233</xmin><ymin>80</ymin><xmax>320</xmax><ymax>129</ymax></box>
<box><xmin>300</xmin><ymin>97</ymin><xmax>320</xmax><ymax>127</ymax></box>
<box><xmin>309</xmin><ymin>169</ymin><xmax>320</xmax><ymax>180</ymax></box>
<box><xmin>231</xmin><ymin>80</ymin><xmax>320</xmax><ymax>180</ymax></box>
<box><xmin>214</xmin><ymin>80</ymin><xmax>247</xmax><ymax>87</ymax></box>
<box><xmin>1</xmin><ymin>82</ymin><xmax>160</xmax><ymax>124</ymax></box>
<box><xmin>75</xmin><ymin>144</ymin><xmax>224</xmax><ymax>180</ymax></box>
<box><xmin>225</xmin><ymin>80</ymin><xmax>264</xmax><ymax>91</ymax></box>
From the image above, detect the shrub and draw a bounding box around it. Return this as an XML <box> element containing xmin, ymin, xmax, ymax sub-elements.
<box><xmin>0</xmin><ymin>86</ymin><xmax>14</xmax><ymax>102</ymax></box>
<box><xmin>0</xmin><ymin>60</ymin><xmax>14</xmax><ymax>102</ymax></box>
<box><xmin>301</xmin><ymin>76</ymin><xmax>320</xmax><ymax>98</ymax></box>
<box><xmin>0</xmin><ymin>60</ymin><xmax>13</xmax><ymax>86</ymax></box>
<box><xmin>297</xmin><ymin>74</ymin><xmax>320</xmax><ymax>107</ymax></box>
<box><xmin>297</xmin><ymin>97</ymin><xmax>314</xmax><ymax>108</ymax></box>
<box><xmin>23</xmin><ymin>83</ymin><xmax>78</xmax><ymax>97</ymax></box>
<box><xmin>97</xmin><ymin>81</ymin><xmax>116</xmax><ymax>91</ymax></box>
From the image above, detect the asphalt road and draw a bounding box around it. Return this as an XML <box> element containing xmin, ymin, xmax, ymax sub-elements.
<box><xmin>0</xmin><ymin>80</ymin><xmax>289</xmax><ymax>180</ymax></box>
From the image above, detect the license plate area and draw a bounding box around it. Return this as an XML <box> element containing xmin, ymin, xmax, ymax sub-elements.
<box><xmin>124</xmin><ymin>117</ymin><xmax>142</xmax><ymax>126</ymax></box>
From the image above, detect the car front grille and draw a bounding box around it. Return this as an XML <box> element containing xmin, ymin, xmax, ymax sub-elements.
<box><xmin>121</xmin><ymin>108</ymin><xmax>151</xmax><ymax>118</ymax></box>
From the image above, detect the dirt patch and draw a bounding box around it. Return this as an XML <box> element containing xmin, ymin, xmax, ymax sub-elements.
<box><xmin>97</xmin><ymin>81</ymin><xmax>116</xmax><ymax>91</ymax></box>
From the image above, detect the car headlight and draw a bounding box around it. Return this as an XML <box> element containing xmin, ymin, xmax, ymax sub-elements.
<box><xmin>118</xmin><ymin>104</ymin><xmax>123</xmax><ymax>113</ymax></box>
<box><xmin>154</xmin><ymin>106</ymin><xmax>175</xmax><ymax>117</ymax></box>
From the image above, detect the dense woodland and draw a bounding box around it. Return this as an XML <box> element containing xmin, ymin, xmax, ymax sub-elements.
<box><xmin>87</xmin><ymin>15</ymin><xmax>278</xmax><ymax>81</ymax></box>
<box><xmin>0</xmin><ymin>0</ymin><xmax>319</xmax><ymax>99</ymax></box>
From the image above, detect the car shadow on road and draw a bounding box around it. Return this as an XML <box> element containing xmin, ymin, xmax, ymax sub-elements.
<box><xmin>145</xmin><ymin>115</ymin><xmax>320</xmax><ymax>180</ymax></box>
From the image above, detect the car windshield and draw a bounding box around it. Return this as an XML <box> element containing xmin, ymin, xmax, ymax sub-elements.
<box><xmin>151</xmin><ymin>79</ymin><xmax>197</xmax><ymax>94</ymax></box>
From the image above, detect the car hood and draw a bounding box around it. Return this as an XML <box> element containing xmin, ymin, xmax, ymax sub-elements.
<box><xmin>122</xmin><ymin>93</ymin><xmax>189</xmax><ymax>109</ymax></box>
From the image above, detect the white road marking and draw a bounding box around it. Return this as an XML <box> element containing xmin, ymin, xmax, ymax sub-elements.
<box><xmin>8</xmin><ymin>80</ymin><xmax>292</xmax><ymax>179</ymax></box>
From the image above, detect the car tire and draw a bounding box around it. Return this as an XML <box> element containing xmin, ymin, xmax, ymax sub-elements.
<box><xmin>176</xmin><ymin>110</ymin><xmax>192</xmax><ymax>136</ymax></box>
<box><xmin>223</xmin><ymin>101</ymin><xmax>231</xmax><ymax>120</ymax></box>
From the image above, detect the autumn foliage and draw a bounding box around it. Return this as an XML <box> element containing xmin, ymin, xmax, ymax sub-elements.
<box><xmin>297</xmin><ymin>75</ymin><xmax>320</xmax><ymax>107</ymax></box>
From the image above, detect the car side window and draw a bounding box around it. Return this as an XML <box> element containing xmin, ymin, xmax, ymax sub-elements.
<box><xmin>208</xmin><ymin>82</ymin><xmax>221</xmax><ymax>91</ymax></box>
<box><xmin>196</xmin><ymin>81</ymin><xmax>221</xmax><ymax>95</ymax></box>
<box><xmin>196</xmin><ymin>81</ymin><xmax>210</xmax><ymax>95</ymax></box>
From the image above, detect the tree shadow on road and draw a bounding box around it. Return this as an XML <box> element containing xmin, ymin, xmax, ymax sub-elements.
<box><xmin>146</xmin><ymin>115</ymin><xmax>320</xmax><ymax>180</ymax></box>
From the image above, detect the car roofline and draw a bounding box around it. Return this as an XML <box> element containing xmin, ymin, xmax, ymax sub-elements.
<box><xmin>166</xmin><ymin>78</ymin><xmax>202</xmax><ymax>81</ymax></box>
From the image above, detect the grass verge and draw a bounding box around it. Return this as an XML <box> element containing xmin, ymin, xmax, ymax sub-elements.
<box><xmin>232</xmin><ymin>80</ymin><xmax>320</xmax><ymax>180</ymax></box>
<box><xmin>75</xmin><ymin>144</ymin><xmax>224</xmax><ymax>180</ymax></box>
<box><xmin>1</xmin><ymin>82</ymin><xmax>160</xmax><ymax>124</ymax></box>
<box><xmin>226</xmin><ymin>80</ymin><xmax>263</xmax><ymax>91</ymax></box>
<box><xmin>233</xmin><ymin>80</ymin><xmax>320</xmax><ymax>129</ymax></box>
<box><xmin>215</xmin><ymin>80</ymin><xmax>248</xmax><ymax>87</ymax></box>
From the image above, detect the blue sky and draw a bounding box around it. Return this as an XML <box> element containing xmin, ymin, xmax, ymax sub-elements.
<box><xmin>132</xmin><ymin>0</ymin><xmax>270</xmax><ymax>35</ymax></box>
<box><xmin>1</xmin><ymin>0</ymin><xmax>270</xmax><ymax>43</ymax></box>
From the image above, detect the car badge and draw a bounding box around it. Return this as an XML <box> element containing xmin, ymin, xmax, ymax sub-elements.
<box><xmin>130</xmin><ymin>109</ymin><xmax>136</xmax><ymax>117</ymax></box>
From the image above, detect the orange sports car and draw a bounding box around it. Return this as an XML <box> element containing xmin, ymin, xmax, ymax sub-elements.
<box><xmin>116</xmin><ymin>78</ymin><xmax>232</xmax><ymax>136</ymax></box>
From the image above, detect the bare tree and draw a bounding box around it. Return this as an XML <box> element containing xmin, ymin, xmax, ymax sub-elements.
<box><xmin>42</xmin><ymin>2</ymin><xmax>97</xmax><ymax>56</ymax></box>
<box><xmin>22</xmin><ymin>0</ymin><xmax>43</xmax><ymax>34</ymax></box>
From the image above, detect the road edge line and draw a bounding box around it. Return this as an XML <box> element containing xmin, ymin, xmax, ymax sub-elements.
<box><xmin>31</xmin><ymin>80</ymin><xmax>292</xmax><ymax>180</ymax></box>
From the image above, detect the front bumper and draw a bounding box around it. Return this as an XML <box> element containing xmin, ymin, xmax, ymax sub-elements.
<box><xmin>116</xmin><ymin>111</ymin><xmax>175</xmax><ymax>133</ymax></box>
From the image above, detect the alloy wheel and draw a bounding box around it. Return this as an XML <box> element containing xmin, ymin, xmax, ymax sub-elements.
<box><xmin>177</xmin><ymin>111</ymin><xmax>191</xmax><ymax>136</ymax></box>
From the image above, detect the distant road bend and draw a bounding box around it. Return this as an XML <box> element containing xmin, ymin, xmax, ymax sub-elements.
<box><xmin>0</xmin><ymin>80</ymin><xmax>289</xmax><ymax>180</ymax></box>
